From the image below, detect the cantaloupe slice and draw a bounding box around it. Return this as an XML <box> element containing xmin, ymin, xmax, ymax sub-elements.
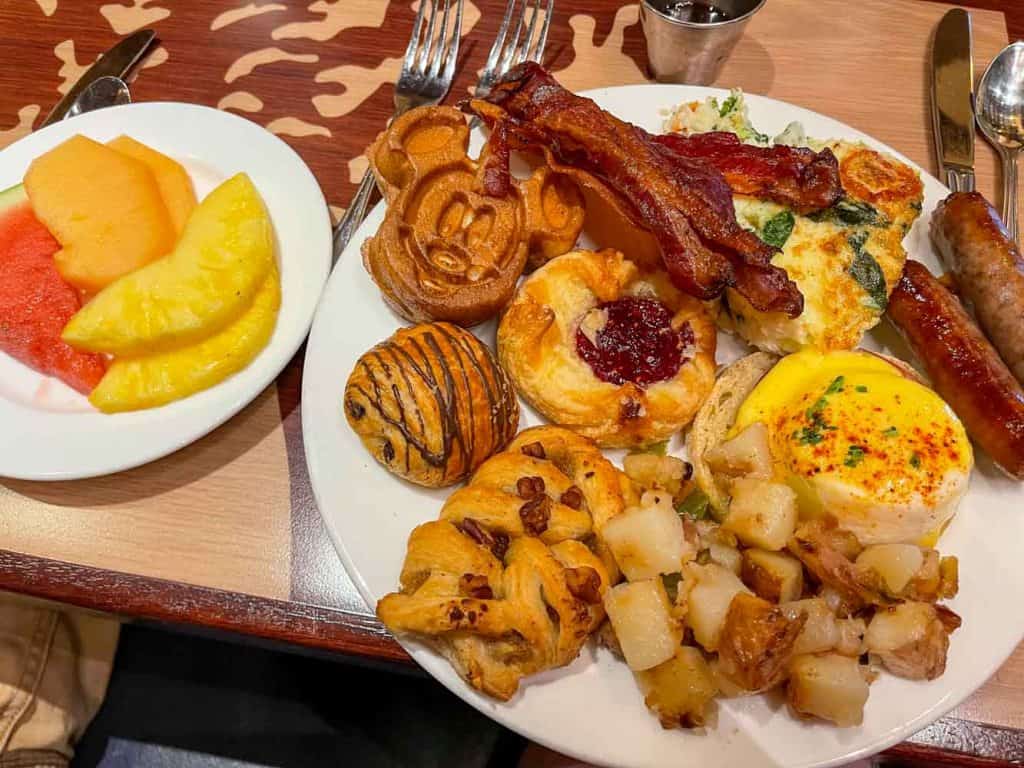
<box><xmin>24</xmin><ymin>135</ymin><xmax>177</xmax><ymax>293</ymax></box>
<box><xmin>107</xmin><ymin>135</ymin><xmax>196</xmax><ymax>235</ymax></box>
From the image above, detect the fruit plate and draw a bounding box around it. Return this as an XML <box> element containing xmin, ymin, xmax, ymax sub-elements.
<box><xmin>0</xmin><ymin>103</ymin><xmax>330</xmax><ymax>480</ymax></box>
<box><xmin>302</xmin><ymin>85</ymin><xmax>1024</xmax><ymax>768</ymax></box>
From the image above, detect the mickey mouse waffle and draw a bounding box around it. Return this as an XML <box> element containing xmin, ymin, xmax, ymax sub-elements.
<box><xmin>498</xmin><ymin>249</ymin><xmax>717</xmax><ymax>448</ymax></box>
<box><xmin>376</xmin><ymin>426</ymin><xmax>633</xmax><ymax>700</ymax></box>
<box><xmin>362</xmin><ymin>106</ymin><xmax>585</xmax><ymax>327</ymax></box>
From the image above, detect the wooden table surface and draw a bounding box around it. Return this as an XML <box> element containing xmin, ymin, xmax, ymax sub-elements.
<box><xmin>1</xmin><ymin>0</ymin><xmax>1022</xmax><ymax>765</ymax></box>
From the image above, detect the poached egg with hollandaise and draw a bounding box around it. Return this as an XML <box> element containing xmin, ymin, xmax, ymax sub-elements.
<box><xmin>732</xmin><ymin>350</ymin><xmax>973</xmax><ymax>545</ymax></box>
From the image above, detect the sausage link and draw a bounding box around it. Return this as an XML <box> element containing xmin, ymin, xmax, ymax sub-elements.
<box><xmin>931</xmin><ymin>191</ymin><xmax>1024</xmax><ymax>384</ymax></box>
<box><xmin>888</xmin><ymin>260</ymin><xmax>1024</xmax><ymax>479</ymax></box>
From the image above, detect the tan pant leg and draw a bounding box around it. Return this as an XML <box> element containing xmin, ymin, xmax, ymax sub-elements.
<box><xmin>0</xmin><ymin>594</ymin><xmax>119</xmax><ymax>768</ymax></box>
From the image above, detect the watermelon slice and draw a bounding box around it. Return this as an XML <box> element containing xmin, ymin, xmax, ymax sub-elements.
<box><xmin>0</xmin><ymin>184</ymin><xmax>106</xmax><ymax>395</ymax></box>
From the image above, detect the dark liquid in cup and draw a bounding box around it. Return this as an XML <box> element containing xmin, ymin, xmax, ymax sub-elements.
<box><xmin>663</xmin><ymin>1</ymin><xmax>735</xmax><ymax>22</ymax></box>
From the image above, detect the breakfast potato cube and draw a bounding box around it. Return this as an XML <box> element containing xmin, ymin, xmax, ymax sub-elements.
<box><xmin>708</xmin><ymin>543</ymin><xmax>743</xmax><ymax>575</ymax></box>
<box><xmin>788</xmin><ymin>653</ymin><xmax>871</xmax><ymax>727</ymax></box>
<box><xmin>604</xmin><ymin>579</ymin><xmax>681</xmax><ymax>671</ymax></box>
<box><xmin>624</xmin><ymin>454</ymin><xmax>690</xmax><ymax>496</ymax></box>
<box><xmin>723</xmin><ymin>478</ymin><xmax>797</xmax><ymax>550</ymax></box>
<box><xmin>708</xmin><ymin>657</ymin><xmax>752</xmax><ymax>698</ymax></box>
<box><xmin>856</xmin><ymin>544</ymin><xmax>924</xmax><ymax>595</ymax></box>
<box><xmin>865</xmin><ymin>602</ymin><xmax>961</xmax><ymax>680</ymax></box>
<box><xmin>639</xmin><ymin>489</ymin><xmax>676</xmax><ymax>511</ymax></box>
<box><xmin>705</xmin><ymin>422</ymin><xmax>772</xmax><ymax>480</ymax></box>
<box><xmin>835</xmin><ymin>618</ymin><xmax>867</xmax><ymax>657</ymax></box>
<box><xmin>603</xmin><ymin>501</ymin><xmax>696</xmax><ymax>581</ymax></box>
<box><xmin>742</xmin><ymin>549</ymin><xmax>804</xmax><ymax>603</ymax></box>
<box><xmin>937</xmin><ymin>555</ymin><xmax>959</xmax><ymax>599</ymax></box>
<box><xmin>780</xmin><ymin>598</ymin><xmax>840</xmax><ymax>656</ymax></box>
<box><xmin>783</xmin><ymin>602</ymin><xmax>865</xmax><ymax>657</ymax></box>
<box><xmin>636</xmin><ymin>646</ymin><xmax>718</xmax><ymax>728</ymax></box>
<box><xmin>696</xmin><ymin>519</ymin><xmax>738</xmax><ymax>549</ymax></box>
<box><xmin>905</xmin><ymin>551</ymin><xmax>959</xmax><ymax>602</ymax></box>
<box><xmin>717</xmin><ymin>594</ymin><xmax>805</xmax><ymax>691</ymax></box>
<box><xmin>684</xmin><ymin>563</ymin><xmax>751</xmax><ymax>652</ymax></box>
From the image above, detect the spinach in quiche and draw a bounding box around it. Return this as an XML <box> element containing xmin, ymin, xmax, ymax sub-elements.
<box><xmin>761</xmin><ymin>210</ymin><xmax>795</xmax><ymax>248</ymax></box>
<box><xmin>810</xmin><ymin>197</ymin><xmax>888</xmax><ymax>227</ymax></box>
<box><xmin>847</xmin><ymin>231</ymin><xmax>888</xmax><ymax>311</ymax></box>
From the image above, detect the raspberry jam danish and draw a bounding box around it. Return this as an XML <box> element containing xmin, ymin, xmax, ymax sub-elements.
<box><xmin>497</xmin><ymin>249</ymin><xmax>716</xmax><ymax>448</ymax></box>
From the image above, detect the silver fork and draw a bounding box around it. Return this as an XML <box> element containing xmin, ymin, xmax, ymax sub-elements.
<box><xmin>333</xmin><ymin>0</ymin><xmax>464</xmax><ymax>262</ymax></box>
<box><xmin>473</xmin><ymin>0</ymin><xmax>553</xmax><ymax>102</ymax></box>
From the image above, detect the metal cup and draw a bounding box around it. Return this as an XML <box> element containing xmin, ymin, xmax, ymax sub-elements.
<box><xmin>641</xmin><ymin>0</ymin><xmax>766</xmax><ymax>85</ymax></box>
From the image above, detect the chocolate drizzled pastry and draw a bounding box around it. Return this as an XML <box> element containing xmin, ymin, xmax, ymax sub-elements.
<box><xmin>344</xmin><ymin>322</ymin><xmax>520</xmax><ymax>487</ymax></box>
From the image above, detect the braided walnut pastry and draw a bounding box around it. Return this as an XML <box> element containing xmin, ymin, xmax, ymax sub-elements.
<box><xmin>377</xmin><ymin>426</ymin><xmax>634</xmax><ymax>700</ymax></box>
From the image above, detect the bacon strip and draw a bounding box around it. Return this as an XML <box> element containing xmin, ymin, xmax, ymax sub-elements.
<box><xmin>651</xmin><ymin>131</ymin><xmax>842</xmax><ymax>214</ymax></box>
<box><xmin>466</xmin><ymin>63</ymin><xmax>804</xmax><ymax>317</ymax></box>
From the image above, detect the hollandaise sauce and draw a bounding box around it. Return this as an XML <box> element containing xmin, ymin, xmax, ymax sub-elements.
<box><xmin>732</xmin><ymin>350</ymin><xmax>973</xmax><ymax>545</ymax></box>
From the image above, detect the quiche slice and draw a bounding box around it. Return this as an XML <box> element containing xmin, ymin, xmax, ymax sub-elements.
<box><xmin>724</xmin><ymin>140</ymin><xmax>924</xmax><ymax>353</ymax></box>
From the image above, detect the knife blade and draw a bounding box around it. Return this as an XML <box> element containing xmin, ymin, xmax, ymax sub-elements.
<box><xmin>41</xmin><ymin>29</ymin><xmax>155</xmax><ymax>127</ymax></box>
<box><xmin>931</xmin><ymin>8</ymin><xmax>975</xmax><ymax>192</ymax></box>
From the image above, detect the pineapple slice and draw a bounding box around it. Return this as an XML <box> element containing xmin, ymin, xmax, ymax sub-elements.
<box><xmin>604</xmin><ymin>579</ymin><xmax>681</xmax><ymax>671</ymax></box>
<box><xmin>602</xmin><ymin>499</ymin><xmax>695</xmax><ymax>581</ymax></box>
<box><xmin>89</xmin><ymin>266</ymin><xmax>280</xmax><ymax>413</ymax></box>
<box><xmin>63</xmin><ymin>173</ymin><xmax>274</xmax><ymax>356</ymax></box>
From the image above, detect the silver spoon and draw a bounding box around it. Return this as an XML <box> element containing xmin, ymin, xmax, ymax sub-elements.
<box><xmin>976</xmin><ymin>41</ymin><xmax>1024</xmax><ymax>242</ymax></box>
<box><xmin>64</xmin><ymin>75</ymin><xmax>131</xmax><ymax>119</ymax></box>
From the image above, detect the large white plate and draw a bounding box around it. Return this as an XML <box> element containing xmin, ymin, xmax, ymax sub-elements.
<box><xmin>0</xmin><ymin>103</ymin><xmax>330</xmax><ymax>480</ymax></box>
<box><xmin>303</xmin><ymin>85</ymin><xmax>1024</xmax><ymax>768</ymax></box>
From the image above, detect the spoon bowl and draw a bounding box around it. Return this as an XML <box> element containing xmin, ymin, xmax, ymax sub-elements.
<box><xmin>976</xmin><ymin>41</ymin><xmax>1024</xmax><ymax>241</ymax></box>
<box><xmin>65</xmin><ymin>75</ymin><xmax>131</xmax><ymax>119</ymax></box>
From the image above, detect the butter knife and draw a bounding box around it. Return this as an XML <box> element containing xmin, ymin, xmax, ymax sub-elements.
<box><xmin>41</xmin><ymin>29</ymin><xmax>155</xmax><ymax>127</ymax></box>
<box><xmin>931</xmin><ymin>8</ymin><xmax>975</xmax><ymax>192</ymax></box>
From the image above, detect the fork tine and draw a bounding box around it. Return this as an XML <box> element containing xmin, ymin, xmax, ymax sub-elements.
<box><xmin>402</xmin><ymin>0</ymin><xmax>429</xmax><ymax>74</ymax></box>
<box><xmin>426</xmin><ymin>0</ymin><xmax>453</xmax><ymax>81</ymax></box>
<box><xmin>440</xmin><ymin>0</ymin><xmax>464</xmax><ymax>88</ymax></box>
<box><xmin>485</xmin><ymin>0</ymin><xmax>517</xmax><ymax>75</ymax></box>
<box><xmin>530</xmin><ymin>0</ymin><xmax>554</xmax><ymax>64</ymax></box>
<box><xmin>416</xmin><ymin>0</ymin><xmax>440</xmax><ymax>73</ymax></box>
<box><xmin>497</xmin><ymin>0</ymin><xmax>527</xmax><ymax>76</ymax></box>
<box><xmin>474</xmin><ymin>0</ymin><xmax>517</xmax><ymax>97</ymax></box>
<box><xmin>513</xmin><ymin>0</ymin><xmax>542</xmax><ymax>66</ymax></box>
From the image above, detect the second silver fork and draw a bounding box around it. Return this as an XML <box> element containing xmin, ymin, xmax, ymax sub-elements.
<box><xmin>474</xmin><ymin>0</ymin><xmax>553</xmax><ymax>103</ymax></box>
